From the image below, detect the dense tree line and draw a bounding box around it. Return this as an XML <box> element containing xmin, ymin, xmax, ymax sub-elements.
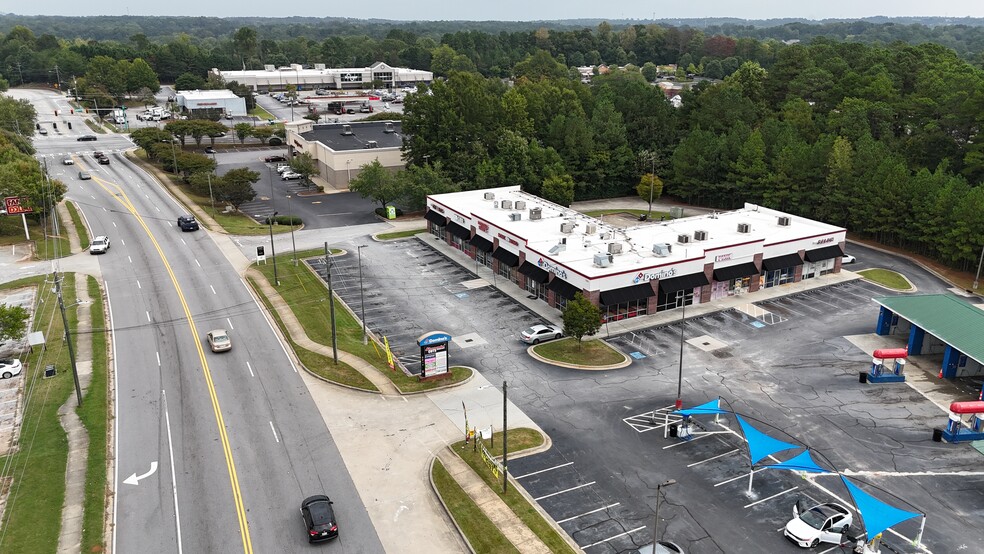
<box><xmin>0</xmin><ymin>96</ymin><xmax>67</xmax><ymax>219</ymax></box>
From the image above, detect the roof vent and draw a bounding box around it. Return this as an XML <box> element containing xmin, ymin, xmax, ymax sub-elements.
<box><xmin>600</xmin><ymin>232</ymin><xmax>611</xmax><ymax>240</ymax></box>
<box><xmin>341</xmin><ymin>124</ymin><xmax>353</xmax><ymax>136</ymax></box>
<box><xmin>501</xmin><ymin>199</ymin><xmax>513</xmax><ymax>210</ymax></box>
<box><xmin>364</xmin><ymin>140</ymin><xmax>378</xmax><ymax>149</ymax></box>
<box><xmin>608</xmin><ymin>243</ymin><xmax>623</xmax><ymax>255</ymax></box>
<box><xmin>549</xmin><ymin>241</ymin><xmax>566</xmax><ymax>254</ymax></box>
<box><xmin>484</xmin><ymin>192</ymin><xmax>496</xmax><ymax>200</ymax></box>
<box><xmin>693</xmin><ymin>230</ymin><xmax>708</xmax><ymax>241</ymax></box>
<box><xmin>677</xmin><ymin>234</ymin><xmax>691</xmax><ymax>244</ymax></box>
<box><xmin>509</xmin><ymin>212</ymin><xmax>522</xmax><ymax>221</ymax></box>
<box><xmin>529</xmin><ymin>207</ymin><xmax>542</xmax><ymax>220</ymax></box>
<box><xmin>653</xmin><ymin>243</ymin><xmax>672</xmax><ymax>257</ymax></box>
<box><xmin>778</xmin><ymin>216</ymin><xmax>791</xmax><ymax>227</ymax></box>
<box><xmin>737</xmin><ymin>223</ymin><xmax>750</xmax><ymax>234</ymax></box>
<box><xmin>593</xmin><ymin>253</ymin><xmax>612</xmax><ymax>267</ymax></box>
<box><xmin>515</xmin><ymin>200</ymin><xmax>526</xmax><ymax>210</ymax></box>
<box><xmin>585</xmin><ymin>223</ymin><xmax>597</xmax><ymax>234</ymax></box>
<box><xmin>560</xmin><ymin>222</ymin><xmax>574</xmax><ymax>233</ymax></box>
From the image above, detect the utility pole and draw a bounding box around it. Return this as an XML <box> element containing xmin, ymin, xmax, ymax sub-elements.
<box><xmin>974</xmin><ymin>244</ymin><xmax>984</xmax><ymax>291</ymax></box>
<box><xmin>648</xmin><ymin>157</ymin><xmax>656</xmax><ymax>219</ymax></box>
<box><xmin>268</xmin><ymin>211</ymin><xmax>279</xmax><ymax>286</ymax></box>
<box><xmin>675</xmin><ymin>290</ymin><xmax>687</xmax><ymax>410</ymax></box>
<box><xmin>53</xmin><ymin>64</ymin><xmax>61</xmax><ymax>89</ymax></box>
<box><xmin>502</xmin><ymin>380</ymin><xmax>508</xmax><ymax>493</ymax></box>
<box><xmin>55</xmin><ymin>272</ymin><xmax>83</xmax><ymax>407</ymax></box>
<box><xmin>324</xmin><ymin>242</ymin><xmax>338</xmax><ymax>363</ymax></box>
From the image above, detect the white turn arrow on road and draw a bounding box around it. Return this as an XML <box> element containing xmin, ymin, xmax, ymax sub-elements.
<box><xmin>123</xmin><ymin>461</ymin><xmax>158</xmax><ymax>486</ymax></box>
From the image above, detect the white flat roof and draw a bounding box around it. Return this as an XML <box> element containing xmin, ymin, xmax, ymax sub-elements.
<box><xmin>177</xmin><ymin>90</ymin><xmax>240</xmax><ymax>100</ymax></box>
<box><xmin>217</xmin><ymin>66</ymin><xmax>432</xmax><ymax>79</ymax></box>
<box><xmin>427</xmin><ymin>186</ymin><xmax>846</xmax><ymax>285</ymax></box>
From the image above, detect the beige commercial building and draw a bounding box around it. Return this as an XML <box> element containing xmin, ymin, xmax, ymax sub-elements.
<box><xmin>286</xmin><ymin>120</ymin><xmax>405</xmax><ymax>190</ymax></box>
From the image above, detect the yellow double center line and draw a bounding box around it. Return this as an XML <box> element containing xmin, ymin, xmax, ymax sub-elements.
<box><xmin>93</xmin><ymin>173</ymin><xmax>254</xmax><ymax>553</ymax></box>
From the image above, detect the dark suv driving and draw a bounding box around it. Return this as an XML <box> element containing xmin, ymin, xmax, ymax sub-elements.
<box><xmin>177</xmin><ymin>215</ymin><xmax>199</xmax><ymax>231</ymax></box>
<box><xmin>300</xmin><ymin>495</ymin><xmax>338</xmax><ymax>543</ymax></box>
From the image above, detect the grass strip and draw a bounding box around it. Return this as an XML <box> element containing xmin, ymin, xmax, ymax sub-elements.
<box><xmin>532</xmin><ymin>338</ymin><xmax>624</xmax><ymax>366</ymax></box>
<box><xmin>83</xmin><ymin>119</ymin><xmax>106</xmax><ymax>134</ymax></box>
<box><xmin>78</xmin><ymin>275</ymin><xmax>108</xmax><ymax>552</ymax></box>
<box><xmin>857</xmin><ymin>268</ymin><xmax>912</xmax><ymax>290</ymax></box>
<box><xmin>431</xmin><ymin>459</ymin><xmax>520</xmax><ymax>554</ymax></box>
<box><xmin>0</xmin><ymin>275</ymin><xmax>77</xmax><ymax>552</ymax></box>
<box><xmin>250</xmin><ymin>251</ymin><xmax>471</xmax><ymax>392</ymax></box>
<box><xmin>451</xmin><ymin>428</ymin><xmax>577</xmax><ymax>554</ymax></box>
<box><xmin>375</xmin><ymin>228</ymin><xmax>425</xmax><ymax>240</ymax></box>
<box><xmin>65</xmin><ymin>201</ymin><xmax>90</xmax><ymax>250</ymax></box>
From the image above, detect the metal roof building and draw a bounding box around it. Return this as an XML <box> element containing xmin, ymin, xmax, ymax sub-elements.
<box><xmin>211</xmin><ymin>62</ymin><xmax>432</xmax><ymax>92</ymax></box>
<box><xmin>873</xmin><ymin>294</ymin><xmax>984</xmax><ymax>382</ymax></box>
<box><xmin>425</xmin><ymin>186</ymin><xmax>848</xmax><ymax>321</ymax></box>
<box><xmin>175</xmin><ymin>89</ymin><xmax>247</xmax><ymax>116</ymax></box>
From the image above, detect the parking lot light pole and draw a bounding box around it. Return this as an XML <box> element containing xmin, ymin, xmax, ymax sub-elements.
<box><xmin>675</xmin><ymin>291</ymin><xmax>687</xmax><ymax>410</ymax></box>
<box><xmin>357</xmin><ymin>244</ymin><xmax>368</xmax><ymax>345</ymax></box>
<box><xmin>974</xmin><ymin>244</ymin><xmax>984</xmax><ymax>291</ymax></box>
<box><xmin>653</xmin><ymin>479</ymin><xmax>677</xmax><ymax>546</ymax></box>
<box><xmin>287</xmin><ymin>194</ymin><xmax>297</xmax><ymax>266</ymax></box>
<box><xmin>269</xmin><ymin>211</ymin><xmax>279</xmax><ymax>286</ymax></box>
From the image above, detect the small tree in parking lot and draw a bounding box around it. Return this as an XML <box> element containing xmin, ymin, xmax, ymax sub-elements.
<box><xmin>218</xmin><ymin>168</ymin><xmax>260</xmax><ymax>211</ymax></box>
<box><xmin>0</xmin><ymin>304</ymin><xmax>29</xmax><ymax>343</ymax></box>
<box><xmin>234</xmin><ymin>123</ymin><xmax>252</xmax><ymax>144</ymax></box>
<box><xmin>290</xmin><ymin>152</ymin><xmax>319</xmax><ymax>184</ymax></box>
<box><xmin>561</xmin><ymin>293</ymin><xmax>601</xmax><ymax>348</ymax></box>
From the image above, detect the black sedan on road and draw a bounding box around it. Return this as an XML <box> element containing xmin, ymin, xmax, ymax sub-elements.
<box><xmin>300</xmin><ymin>495</ymin><xmax>338</xmax><ymax>543</ymax></box>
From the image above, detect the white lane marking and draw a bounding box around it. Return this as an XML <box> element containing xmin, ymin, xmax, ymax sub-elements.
<box><xmin>582</xmin><ymin>526</ymin><xmax>647</xmax><ymax>549</ymax></box>
<box><xmin>108</xmin><ymin>284</ymin><xmax>120</xmax><ymax>554</ymax></box>
<box><xmin>128</xmin><ymin>256</ymin><xmax>132</xmax><ymax>264</ymax></box>
<box><xmin>534</xmin><ymin>481</ymin><xmax>596</xmax><ymax>501</ymax></box>
<box><xmin>120</xmin><ymin>239</ymin><xmax>125</xmax><ymax>246</ymax></box>
<box><xmin>715</xmin><ymin>468</ymin><xmax>769</xmax><ymax>487</ymax></box>
<box><xmin>513</xmin><ymin>462</ymin><xmax>573</xmax><ymax>479</ymax></box>
<box><xmin>210</xmin><ymin>285</ymin><xmax>216</xmax><ymax>295</ymax></box>
<box><xmin>744</xmin><ymin>486</ymin><xmax>798</xmax><ymax>509</ymax></box>
<box><xmin>155</xmin><ymin>206</ymin><xmax>160</xmax><ymax>212</ymax></box>
<box><xmin>226</xmin><ymin>318</ymin><xmax>234</xmax><ymax>330</ymax></box>
<box><xmin>688</xmin><ymin>448</ymin><xmax>741</xmax><ymax>467</ymax></box>
<box><xmin>156</xmin><ymin>352</ymin><xmax>161</xmax><ymax>366</ymax></box>
<box><xmin>162</xmin><ymin>390</ymin><xmax>184</xmax><ymax>554</ymax></box>
<box><xmin>181</xmin><ymin>238</ymin><xmax>186</xmax><ymax>245</ymax></box>
<box><xmin>246</xmin><ymin>361</ymin><xmax>254</xmax><ymax>377</ymax></box>
<box><xmin>112</xmin><ymin>221</ymin><xmax>117</xmax><ymax>228</ymax></box>
<box><xmin>195</xmin><ymin>259</ymin><xmax>200</xmax><ymax>268</ymax></box>
<box><xmin>557</xmin><ymin>503</ymin><xmax>620</xmax><ymax>524</ymax></box>
<box><xmin>123</xmin><ymin>461</ymin><xmax>158</xmax><ymax>485</ymax></box>
<box><xmin>241</xmin><ymin>278</ymin><xmax>297</xmax><ymax>373</ymax></box>
<box><xmin>269</xmin><ymin>421</ymin><xmax>280</xmax><ymax>443</ymax></box>
<box><xmin>136</xmin><ymin>280</ymin><xmax>141</xmax><ymax>289</ymax></box>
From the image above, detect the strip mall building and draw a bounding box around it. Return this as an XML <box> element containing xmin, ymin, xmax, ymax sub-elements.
<box><xmin>425</xmin><ymin>186</ymin><xmax>848</xmax><ymax>321</ymax></box>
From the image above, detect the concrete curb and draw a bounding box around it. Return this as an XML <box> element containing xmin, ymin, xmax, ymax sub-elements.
<box><xmin>527</xmin><ymin>340</ymin><xmax>632</xmax><ymax>371</ymax></box>
<box><xmin>854</xmin><ymin>268</ymin><xmax>918</xmax><ymax>293</ymax></box>
<box><xmin>846</xmin><ymin>237</ymin><xmax>975</xmax><ymax>294</ymax></box>
<box><xmin>427</xmin><ymin>456</ymin><xmax>478</xmax><ymax>554</ymax></box>
<box><xmin>399</xmin><ymin>366</ymin><xmax>477</xmax><ymax>396</ymax></box>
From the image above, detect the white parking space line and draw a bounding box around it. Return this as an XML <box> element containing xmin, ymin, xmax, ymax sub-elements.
<box><xmin>210</xmin><ymin>285</ymin><xmax>216</xmax><ymax>295</ymax></box>
<box><xmin>513</xmin><ymin>462</ymin><xmax>573</xmax><ymax>479</ymax></box>
<box><xmin>112</xmin><ymin>221</ymin><xmax>117</xmax><ymax>227</ymax></box>
<box><xmin>136</xmin><ymin>280</ymin><xmax>141</xmax><ymax>289</ymax></box>
<box><xmin>663</xmin><ymin>433</ymin><xmax>711</xmax><ymax>449</ymax></box>
<box><xmin>195</xmin><ymin>259</ymin><xmax>200</xmax><ymax>267</ymax></box>
<box><xmin>744</xmin><ymin>486</ymin><xmax>798</xmax><ymax>509</ymax></box>
<box><xmin>269</xmin><ymin>421</ymin><xmax>279</xmax><ymax>443</ymax></box>
<box><xmin>226</xmin><ymin>318</ymin><xmax>234</xmax><ymax>330</ymax></box>
<box><xmin>246</xmin><ymin>361</ymin><xmax>254</xmax><ymax>377</ymax></box>
<box><xmin>534</xmin><ymin>481</ymin><xmax>596</xmax><ymax>501</ymax></box>
<box><xmin>146</xmin><ymin>311</ymin><xmax>151</xmax><ymax>322</ymax></box>
<box><xmin>557</xmin><ymin>503</ymin><xmax>620</xmax><ymax>524</ymax></box>
<box><xmin>582</xmin><ymin>526</ymin><xmax>647</xmax><ymax>549</ymax></box>
<box><xmin>156</xmin><ymin>352</ymin><xmax>161</xmax><ymax>366</ymax></box>
<box><xmin>128</xmin><ymin>256</ymin><xmax>132</xmax><ymax>264</ymax></box>
<box><xmin>120</xmin><ymin>239</ymin><xmax>125</xmax><ymax>246</ymax></box>
<box><xmin>769</xmin><ymin>301</ymin><xmax>809</xmax><ymax>318</ymax></box>
<box><xmin>688</xmin><ymin>448</ymin><xmax>741</xmax><ymax>467</ymax></box>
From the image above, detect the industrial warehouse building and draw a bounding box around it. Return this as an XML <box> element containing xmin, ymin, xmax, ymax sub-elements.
<box><xmin>425</xmin><ymin>186</ymin><xmax>848</xmax><ymax>321</ymax></box>
<box><xmin>286</xmin><ymin>120</ymin><xmax>404</xmax><ymax>190</ymax></box>
<box><xmin>211</xmin><ymin>62</ymin><xmax>433</xmax><ymax>92</ymax></box>
<box><xmin>175</xmin><ymin>90</ymin><xmax>247</xmax><ymax>117</ymax></box>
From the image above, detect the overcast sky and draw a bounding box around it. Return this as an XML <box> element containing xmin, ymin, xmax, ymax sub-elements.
<box><xmin>10</xmin><ymin>1</ymin><xmax>984</xmax><ymax>21</ymax></box>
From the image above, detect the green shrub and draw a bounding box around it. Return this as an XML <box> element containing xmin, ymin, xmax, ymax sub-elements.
<box><xmin>268</xmin><ymin>137</ymin><xmax>283</xmax><ymax>146</ymax></box>
<box><xmin>264</xmin><ymin>215</ymin><xmax>302</xmax><ymax>225</ymax></box>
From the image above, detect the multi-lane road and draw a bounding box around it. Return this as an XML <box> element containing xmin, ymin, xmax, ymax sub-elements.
<box><xmin>16</xmin><ymin>88</ymin><xmax>384</xmax><ymax>553</ymax></box>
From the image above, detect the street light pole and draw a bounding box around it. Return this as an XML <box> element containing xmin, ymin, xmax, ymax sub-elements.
<box><xmin>358</xmin><ymin>244</ymin><xmax>368</xmax><ymax>345</ymax></box>
<box><xmin>648</xmin><ymin>157</ymin><xmax>655</xmax><ymax>220</ymax></box>
<box><xmin>287</xmin><ymin>194</ymin><xmax>297</xmax><ymax>266</ymax></box>
<box><xmin>974</xmin><ymin>244</ymin><xmax>984</xmax><ymax>291</ymax></box>
<box><xmin>653</xmin><ymin>479</ymin><xmax>677</xmax><ymax>546</ymax></box>
<box><xmin>268</xmin><ymin>211</ymin><xmax>279</xmax><ymax>286</ymax></box>
<box><xmin>675</xmin><ymin>290</ymin><xmax>687</xmax><ymax>410</ymax></box>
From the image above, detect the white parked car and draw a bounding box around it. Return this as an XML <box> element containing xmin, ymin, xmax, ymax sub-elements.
<box><xmin>281</xmin><ymin>171</ymin><xmax>303</xmax><ymax>181</ymax></box>
<box><xmin>520</xmin><ymin>324</ymin><xmax>562</xmax><ymax>344</ymax></box>
<box><xmin>0</xmin><ymin>359</ymin><xmax>23</xmax><ymax>379</ymax></box>
<box><xmin>841</xmin><ymin>254</ymin><xmax>857</xmax><ymax>264</ymax></box>
<box><xmin>784</xmin><ymin>501</ymin><xmax>853</xmax><ymax>548</ymax></box>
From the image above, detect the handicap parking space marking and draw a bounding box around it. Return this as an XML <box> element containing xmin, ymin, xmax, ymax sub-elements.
<box><xmin>623</xmin><ymin>405</ymin><xmax>680</xmax><ymax>433</ymax></box>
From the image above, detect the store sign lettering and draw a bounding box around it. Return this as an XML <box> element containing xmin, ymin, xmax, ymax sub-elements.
<box><xmin>537</xmin><ymin>258</ymin><xmax>568</xmax><ymax>279</ymax></box>
<box><xmin>815</xmin><ymin>237</ymin><xmax>834</xmax><ymax>245</ymax></box>
<box><xmin>433</xmin><ymin>206</ymin><xmax>445</xmax><ymax>213</ymax></box>
<box><xmin>452</xmin><ymin>214</ymin><xmax>466</xmax><ymax>225</ymax></box>
<box><xmin>715</xmin><ymin>253</ymin><xmax>732</xmax><ymax>262</ymax></box>
<box><xmin>497</xmin><ymin>233</ymin><xmax>518</xmax><ymax>246</ymax></box>
<box><xmin>478</xmin><ymin>221</ymin><xmax>489</xmax><ymax>233</ymax></box>
<box><xmin>633</xmin><ymin>267</ymin><xmax>677</xmax><ymax>283</ymax></box>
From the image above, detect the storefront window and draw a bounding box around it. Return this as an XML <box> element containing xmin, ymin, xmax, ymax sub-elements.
<box><xmin>556</xmin><ymin>295</ymin><xmax>569</xmax><ymax>311</ymax></box>
<box><xmin>656</xmin><ymin>287</ymin><xmax>697</xmax><ymax>312</ymax></box>
<box><xmin>525</xmin><ymin>276</ymin><xmax>547</xmax><ymax>301</ymax></box>
<box><xmin>763</xmin><ymin>267</ymin><xmax>795</xmax><ymax>287</ymax></box>
<box><xmin>429</xmin><ymin>223</ymin><xmax>446</xmax><ymax>240</ymax></box>
<box><xmin>603</xmin><ymin>299</ymin><xmax>649</xmax><ymax>322</ymax></box>
<box><xmin>449</xmin><ymin>233</ymin><xmax>464</xmax><ymax>251</ymax></box>
<box><xmin>476</xmin><ymin>250</ymin><xmax>493</xmax><ymax>269</ymax></box>
<box><xmin>497</xmin><ymin>262</ymin><xmax>513</xmax><ymax>280</ymax></box>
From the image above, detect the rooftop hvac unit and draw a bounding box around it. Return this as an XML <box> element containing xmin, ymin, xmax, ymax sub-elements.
<box><xmin>484</xmin><ymin>192</ymin><xmax>496</xmax><ymax>200</ymax></box>
<box><xmin>777</xmin><ymin>216</ymin><xmax>791</xmax><ymax>226</ymax></box>
<box><xmin>608</xmin><ymin>242</ymin><xmax>623</xmax><ymax>255</ymax></box>
<box><xmin>515</xmin><ymin>200</ymin><xmax>526</xmax><ymax>210</ymax></box>
<box><xmin>560</xmin><ymin>222</ymin><xmax>575</xmax><ymax>233</ymax></box>
<box><xmin>509</xmin><ymin>212</ymin><xmax>522</xmax><ymax>221</ymax></box>
<box><xmin>501</xmin><ymin>199</ymin><xmax>514</xmax><ymax>210</ymax></box>
<box><xmin>363</xmin><ymin>140</ymin><xmax>378</xmax><ymax>149</ymax></box>
<box><xmin>677</xmin><ymin>234</ymin><xmax>691</xmax><ymax>244</ymax></box>
<box><xmin>585</xmin><ymin>223</ymin><xmax>597</xmax><ymax>235</ymax></box>
<box><xmin>340</xmin><ymin>124</ymin><xmax>353</xmax><ymax>136</ymax></box>
<box><xmin>737</xmin><ymin>223</ymin><xmax>751</xmax><ymax>234</ymax></box>
<box><xmin>529</xmin><ymin>207</ymin><xmax>542</xmax><ymax>220</ymax></box>
<box><xmin>383</xmin><ymin>123</ymin><xmax>395</xmax><ymax>134</ymax></box>
<box><xmin>693</xmin><ymin>230</ymin><xmax>708</xmax><ymax>241</ymax></box>
<box><xmin>600</xmin><ymin>232</ymin><xmax>611</xmax><ymax>240</ymax></box>
<box><xmin>653</xmin><ymin>243</ymin><xmax>672</xmax><ymax>257</ymax></box>
<box><xmin>593</xmin><ymin>253</ymin><xmax>612</xmax><ymax>267</ymax></box>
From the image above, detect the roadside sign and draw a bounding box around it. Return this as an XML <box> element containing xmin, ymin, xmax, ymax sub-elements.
<box><xmin>4</xmin><ymin>196</ymin><xmax>32</xmax><ymax>215</ymax></box>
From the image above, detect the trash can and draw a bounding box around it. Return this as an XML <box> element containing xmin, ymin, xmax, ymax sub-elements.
<box><xmin>932</xmin><ymin>428</ymin><xmax>943</xmax><ymax>442</ymax></box>
<box><xmin>858</xmin><ymin>372</ymin><xmax>868</xmax><ymax>383</ymax></box>
<box><xmin>669</xmin><ymin>424</ymin><xmax>678</xmax><ymax>438</ymax></box>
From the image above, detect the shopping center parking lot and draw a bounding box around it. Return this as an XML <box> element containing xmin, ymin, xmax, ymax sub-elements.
<box><xmin>317</xmin><ymin>234</ymin><xmax>984</xmax><ymax>553</ymax></box>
